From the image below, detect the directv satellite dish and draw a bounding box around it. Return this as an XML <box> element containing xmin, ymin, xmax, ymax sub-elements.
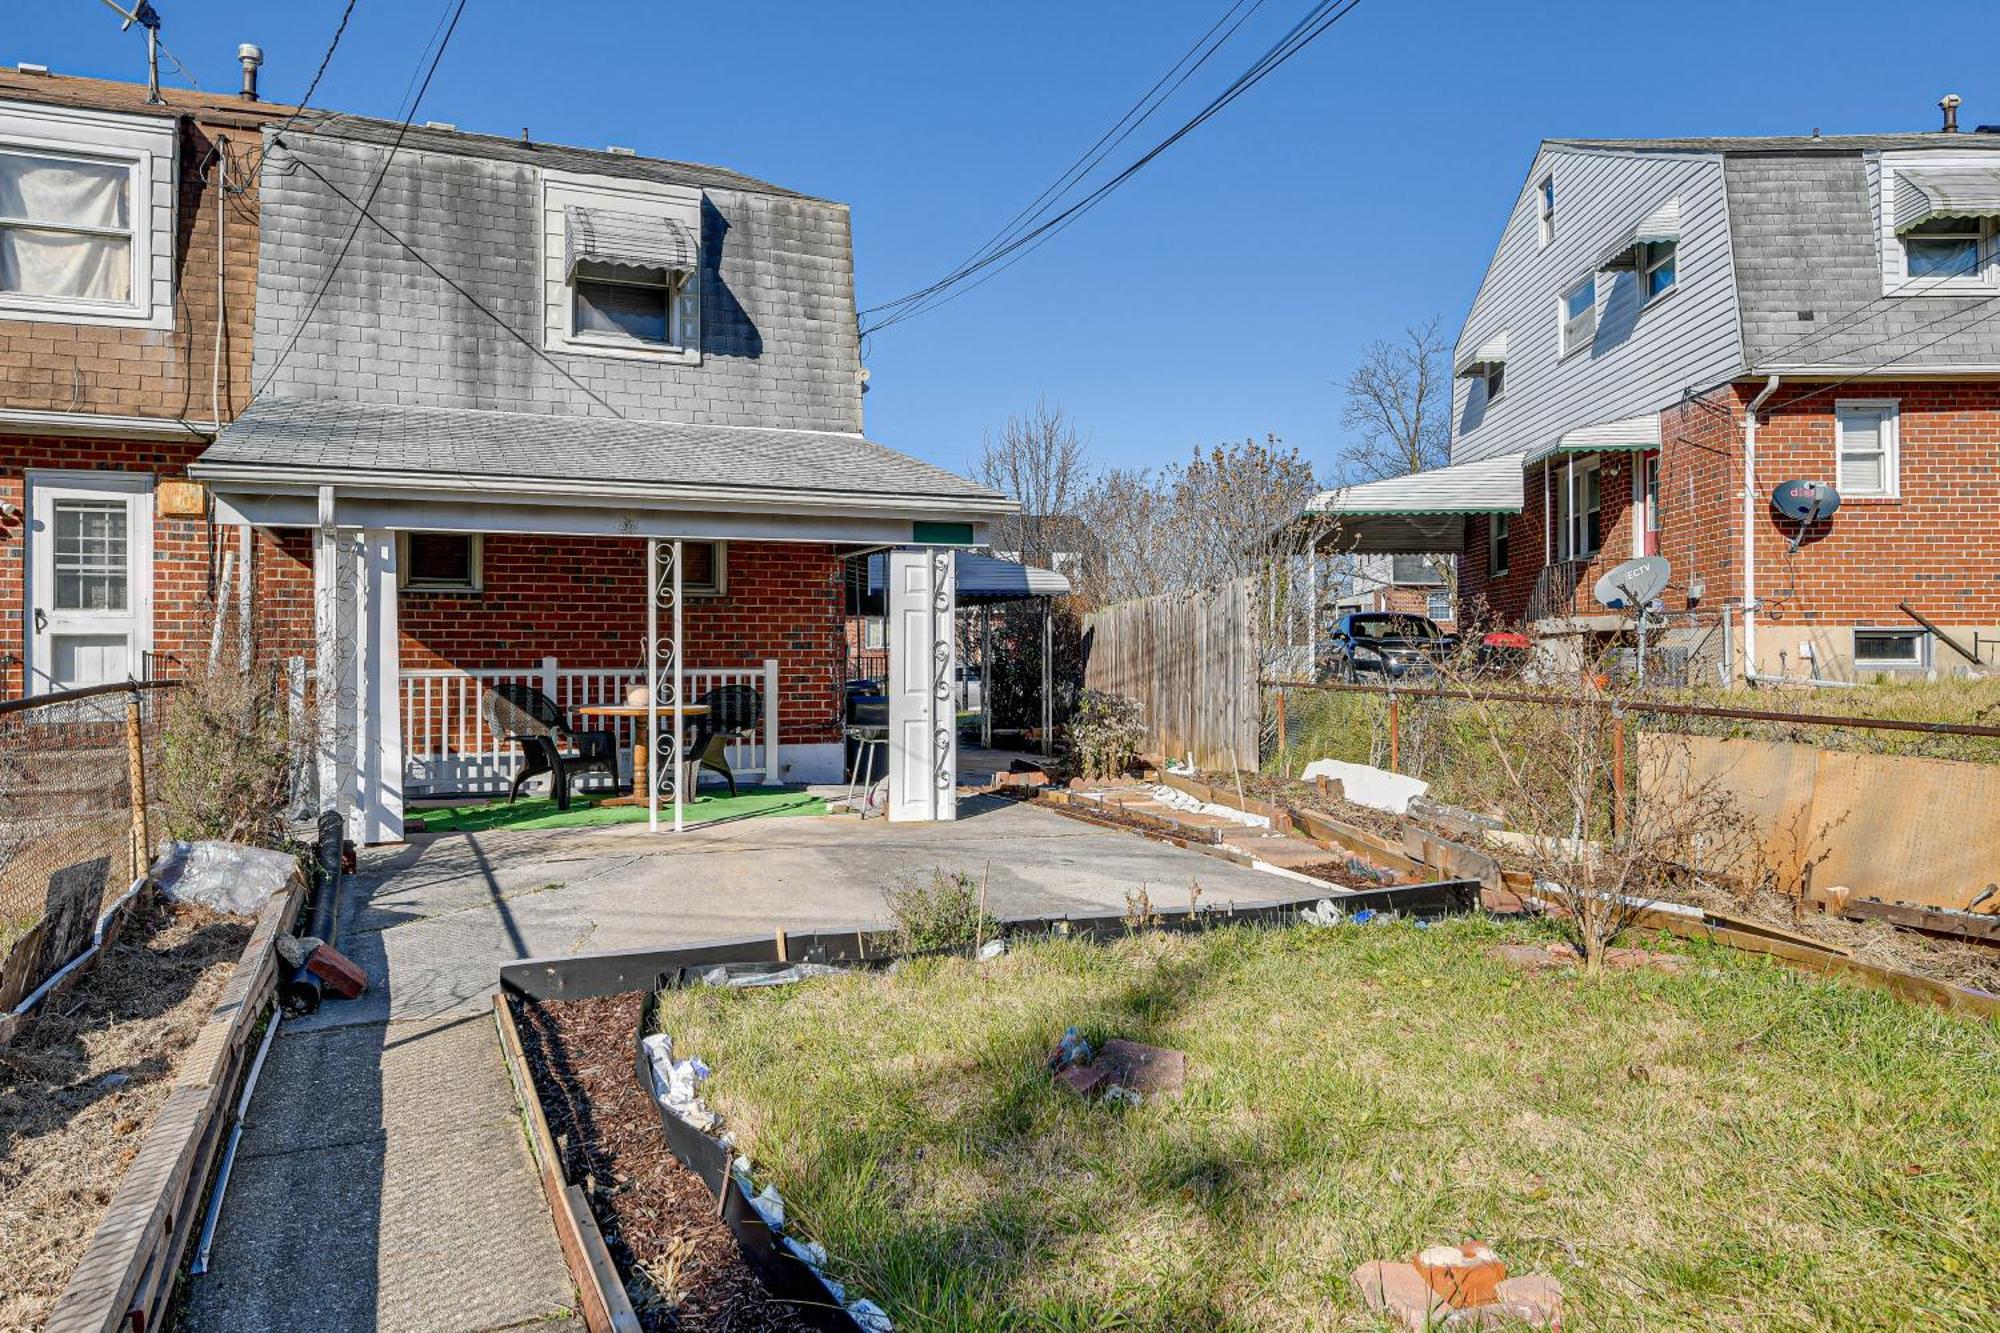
<box><xmin>1594</xmin><ymin>555</ymin><xmax>1671</xmax><ymax>611</ymax></box>
<box><xmin>1771</xmin><ymin>480</ymin><xmax>1841</xmax><ymax>524</ymax></box>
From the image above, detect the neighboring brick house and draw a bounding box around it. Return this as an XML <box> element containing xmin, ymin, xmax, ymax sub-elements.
<box><xmin>0</xmin><ymin>71</ymin><xmax>292</xmax><ymax>698</ymax></box>
<box><xmin>192</xmin><ymin>107</ymin><xmax>1009</xmax><ymax>837</ymax></box>
<box><xmin>1312</xmin><ymin>107</ymin><xmax>2000</xmax><ymax>682</ymax></box>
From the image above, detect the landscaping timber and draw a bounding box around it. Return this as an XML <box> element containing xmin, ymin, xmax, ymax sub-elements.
<box><xmin>1839</xmin><ymin>897</ymin><xmax>2000</xmax><ymax>945</ymax></box>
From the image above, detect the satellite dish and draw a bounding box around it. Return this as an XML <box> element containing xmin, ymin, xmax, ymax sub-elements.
<box><xmin>1594</xmin><ymin>555</ymin><xmax>1671</xmax><ymax>611</ymax></box>
<box><xmin>1771</xmin><ymin>480</ymin><xmax>1841</xmax><ymax>524</ymax></box>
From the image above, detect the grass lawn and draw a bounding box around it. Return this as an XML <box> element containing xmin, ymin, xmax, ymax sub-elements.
<box><xmin>651</xmin><ymin>918</ymin><xmax>1998</xmax><ymax>1331</ymax></box>
<box><xmin>411</xmin><ymin>785</ymin><xmax>825</xmax><ymax>833</ymax></box>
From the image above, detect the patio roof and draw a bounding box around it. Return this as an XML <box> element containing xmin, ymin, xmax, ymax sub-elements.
<box><xmin>1289</xmin><ymin>453</ymin><xmax>1526</xmax><ymax>555</ymax></box>
<box><xmin>192</xmin><ymin>396</ymin><xmax>1013</xmax><ymax>518</ymax></box>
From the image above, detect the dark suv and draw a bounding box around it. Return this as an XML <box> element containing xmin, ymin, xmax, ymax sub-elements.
<box><xmin>1318</xmin><ymin>613</ymin><xmax>1458</xmax><ymax>682</ymax></box>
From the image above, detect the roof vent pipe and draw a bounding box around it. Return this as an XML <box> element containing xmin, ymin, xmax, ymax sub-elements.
<box><xmin>1939</xmin><ymin>92</ymin><xmax>1961</xmax><ymax>133</ymax></box>
<box><xmin>237</xmin><ymin>43</ymin><xmax>263</xmax><ymax>101</ymax></box>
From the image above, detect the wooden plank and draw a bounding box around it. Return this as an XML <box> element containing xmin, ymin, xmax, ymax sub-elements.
<box><xmin>493</xmin><ymin>993</ymin><xmax>642</xmax><ymax>1333</ymax></box>
<box><xmin>1284</xmin><ymin>806</ymin><xmax>1430</xmax><ymax>878</ymax></box>
<box><xmin>1840</xmin><ymin>897</ymin><xmax>2000</xmax><ymax>944</ymax></box>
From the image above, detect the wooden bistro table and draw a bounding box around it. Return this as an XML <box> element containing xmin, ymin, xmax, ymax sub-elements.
<box><xmin>574</xmin><ymin>703</ymin><xmax>710</xmax><ymax>808</ymax></box>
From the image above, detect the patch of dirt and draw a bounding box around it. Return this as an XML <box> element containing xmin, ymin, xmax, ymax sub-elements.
<box><xmin>510</xmin><ymin>992</ymin><xmax>808</xmax><ymax>1333</ymax></box>
<box><xmin>0</xmin><ymin>898</ymin><xmax>250</xmax><ymax>1332</ymax></box>
<box><xmin>1491</xmin><ymin>941</ymin><xmax>1684</xmax><ymax>975</ymax></box>
<box><xmin>1293</xmin><ymin>859</ymin><xmax>1403</xmax><ymax>891</ymax></box>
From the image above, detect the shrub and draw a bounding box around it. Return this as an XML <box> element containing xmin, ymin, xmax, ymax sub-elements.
<box><xmin>1069</xmin><ymin>690</ymin><xmax>1148</xmax><ymax>779</ymax></box>
<box><xmin>885</xmin><ymin>868</ymin><xmax>999</xmax><ymax>954</ymax></box>
<box><xmin>154</xmin><ymin>633</ymin><xmax>301</xmax><ymax>849</ymax></box>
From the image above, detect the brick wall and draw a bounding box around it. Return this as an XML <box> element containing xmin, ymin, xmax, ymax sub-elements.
<box><xmin>398</xmin><ymin>537</ymin><xmax>844</xmax><ymax>744</ymax></box>
<box><xmin>1461</xmin><ymin>452</ymin><xmax>1639</xmax><ymax>626</ymax></box>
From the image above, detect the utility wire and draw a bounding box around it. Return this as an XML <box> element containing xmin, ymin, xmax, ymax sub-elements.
<box><xmin>252</xmin><ymin>0</ymin><xmax>468</xmax><ymax>403</ymax></box>
<box><xmin>241</xmin><ymin>0</ymin><xmax>362</xmax><ymax>180</ymax></box>
<box><xmin>860</xmin><ymin>0</ymin><xmax>1362</xmax><ymax>336</ymax></box>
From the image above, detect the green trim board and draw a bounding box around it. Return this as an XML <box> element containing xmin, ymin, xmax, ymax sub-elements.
<box><xmin>411</xmin><ymin>786</ymin><xmax>827</xmax><ymax>833</ymax></box>
<box><xmin>912</xmin><ymin>521</ymin><xmax>975</xmax><ymax>546</ymax></box>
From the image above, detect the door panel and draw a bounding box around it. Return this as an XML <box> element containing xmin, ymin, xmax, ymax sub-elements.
<box><xmin>886</xmin><ymin>548</ymin><xmax>956</xmax><ymax>822</ymax></box>
<box><xmin>27</xmin><ymin>474</ymin><xmax>151</xmax><ymax>694</ymax></box>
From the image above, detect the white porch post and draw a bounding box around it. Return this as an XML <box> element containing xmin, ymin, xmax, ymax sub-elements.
<box><xmin>1306</xmin><ymin>528</ymin><xmax>1320</xmax><ymax>671</ymax></box>
<box><xmin>887</xmin><ymin>546</ymin><xmax>957</xmax><ymax>822</ymax></box>
<box><xmin>646</xmin><ymin>538</ymin><xmax>684</xmax><ymax>834</ymax></box>
<box><xmin>310</xmin><ymin>492</ymin><xmax>403</xmax><ymax>843</ymax></box>
<box><xmin>760</xmin><ymin>657</ymin><xmax>779</xmax><ymax>782</ymax></box>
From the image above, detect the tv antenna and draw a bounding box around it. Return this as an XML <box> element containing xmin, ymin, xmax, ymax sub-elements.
<box><xmin>97</xmin><ymin>0</ymin><xmax>165</xmax><ymax>104</ymax></box>
<box><xmin>1594</xmin><ymin>555</ymin><xmax>1672</xmax><ymax>686</ymax></box>
<box><xmin>1770</xmin><ymin>479</ymin><xmax>1841</xmax><ymax>553</ymax></box>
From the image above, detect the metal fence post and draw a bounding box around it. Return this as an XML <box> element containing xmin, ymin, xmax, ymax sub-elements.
<box><xmin>1612</xmin><ymin>708</ymin><xmax>1627</xmax><ymax>838</ymax></box>
<box><xmin>1387</xmin><ymin>692</ymin><xmax>1401</xmax><ymax>772</ymax></box>
<box><xmin>1275</xmin><ymin>686</ymin><xmax>1288</xmax><ymax>775</ymax></box>
<box><xmin>125</xmin><ymin>691</ymin><xmax>150</xmax><ymax>882</ymax></box>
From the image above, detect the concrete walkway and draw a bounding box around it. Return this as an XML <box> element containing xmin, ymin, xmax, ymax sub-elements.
<box><xmin>185</xmin><ymin>795</ymin><xmax>1292</xmax><ymax>1331</ymax></box>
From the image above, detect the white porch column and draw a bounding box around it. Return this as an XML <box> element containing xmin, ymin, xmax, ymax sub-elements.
<box><xmin>887</xmin><ymin>546</ymin><xmax>957</xmax><ymax>822</ymax></box>
<box><xmin>312</xmin><ymin>506</ymin><xmax>404</xmax><ymax>843</ymax></box>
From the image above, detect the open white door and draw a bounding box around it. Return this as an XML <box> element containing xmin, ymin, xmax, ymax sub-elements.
<box><xmin>886</xmin><ymin>547</ymin><xmax>956</xmax><ymax>822</ymax></box>
<box><xmin>25</xmin><ymin>472</ymin><xmax>153</xmax><ymax>693</ymax></box>
<box><xmin>315</xmin><ymin>518</ymin><xmax>404</xmax><ymax>843</ymax></box>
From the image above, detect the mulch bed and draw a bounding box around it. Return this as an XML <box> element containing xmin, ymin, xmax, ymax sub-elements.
<box><xmin>1292</xmin><ymin>859</ymin><xmax>1404</xmax><ymax>891</ymax></box>
<box><xmin>509</xmin><ymin>992</ymin><xmax>809</xmax><ymax>1333</ymax></box>
<box><xmin>0</xmin><ymin>898</ymin><xmax>250</xmax><ymax>1332</ymax></box>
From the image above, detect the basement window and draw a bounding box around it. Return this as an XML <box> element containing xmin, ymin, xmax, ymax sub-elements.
<box><xmin>1853</xmin><ymin>628</ymin><xmax>1926</xmax><ymax>669</ymax></box>
<box><xmin>399</xmin><ymin>533</ymin><xmax>482</xmax><ymax>593</ymax></box>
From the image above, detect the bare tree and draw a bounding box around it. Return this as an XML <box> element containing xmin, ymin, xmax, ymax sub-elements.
<box><xmin>1074</xmin><ymin>465</ymin><xmax>1174</xmax><ymax>607</ymax></box>
<box><xmin>1337</xmin><ymin>316</ymin><xmax>1452</xmax><ymax>484</ymax></box>
<box><xmin>975</xmin><ymin>400</ymin><xmax>1090</xmax><ymax>569</ymax></box>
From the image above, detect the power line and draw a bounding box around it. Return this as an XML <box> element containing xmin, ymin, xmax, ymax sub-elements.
<box><xmin>241</xmin><ymin>0</ymin><xmax>362</xmax><ymax>180</ymax></box>
<box><xmin>253</xmin><ymin>0</ymin><xmax>469</xmax><ymax>403</ymax></box>
<box><xmin>860</xmin><ymin>0</ymin><xmax>1364</xmax><ymax>336</ymax></box>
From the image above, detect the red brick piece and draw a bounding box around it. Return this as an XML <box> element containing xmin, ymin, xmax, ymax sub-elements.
<box><xmin>1097</xmin><ymin>1039</ymin><xmax>1188</xmax><ymax>1096</ymax></box>
<box><xmin>1056</xmin><ymin>1065</ymin><xmax>1108</xmax><ymax>1099</ymax></box>
<box><xmin>305</xmin><ymin>943</ymin><xmax>368</xmax><ymax>999</ymax></box>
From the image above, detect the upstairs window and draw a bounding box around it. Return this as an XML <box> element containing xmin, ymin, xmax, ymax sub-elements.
<box><xmin>551</xmin><ymin>194</ymin><xmax>702</xmax><ymax>359</ymax></box>
<box><xmin>1560</xmin><ymin>274</ymin><xmax>1596</xmax><ymax>356</ymax></box>
<box><xmin>1834</xmin><ymin>400</ymin><xmax>1899</xmax><ymax>498</ymax></box>
<box><xmin>1901</xmin><ymin>215</ymin><xmax>1987</xmax><ymax>281</ymax></box>
<box><xmin>1482</xmin><ymin>362</ymin><xmax>1505</xmax><ymax>402</ymax></box>
<box><xmin>573</xmin><ymin>260</ymin><xmax>684</xmax><ymax>347</ymax></box>
<box><xmin>1537</xmin><ymin>173</ymin><xmax>1555</xmax><ymax>247</ymax></box>
<box><xmin>0</xmin><ymin>147</ymin><xmax>136</xmax><ymax>307</ymax></box>
<box><xmin>1641</xmin><ymin>239</ymin><xmax>1677</xmax><ymax>300</ymax></box>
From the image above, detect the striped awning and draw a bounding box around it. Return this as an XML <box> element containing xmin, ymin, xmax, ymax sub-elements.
<box><xmin>1454</xmin><ymin>330</ymin><xmax>1509</xmax><ymax>377</ymax></box>
<box><xmin>1893</xmin><ymin>167</ymin><xmax>2000</xmax><ymax>233</ymax></box>
<box><xmin>1600</xmin><ymin>197</ymin><xmax>1680</xmax><ymax>271</ymax></box>
<box><xmin>564</xmin><ymin>206</ymin><xmax>699</xmax><ymax>275</ymax></box>
<box><xmin>1526</xmin><ymin>411</ymin><xmax>1660</xmax><ymax>463</ymax></box>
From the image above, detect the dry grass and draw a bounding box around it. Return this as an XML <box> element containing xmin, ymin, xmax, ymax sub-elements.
<box><xmin>0</xmin><ymin>898</ymin><xmax>249</xmax><ymax>1332</ymax></box>
<box><xmin>654</xmin><ymin>921</ymin><xmax>1999</xmax><ymax>1331</ymax></box>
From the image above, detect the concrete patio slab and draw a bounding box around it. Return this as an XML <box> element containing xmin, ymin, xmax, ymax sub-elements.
<box><xmin>184</xmin><ymin>796</ymin><xmax>1302</xmax><ymax>1331</ymax></box>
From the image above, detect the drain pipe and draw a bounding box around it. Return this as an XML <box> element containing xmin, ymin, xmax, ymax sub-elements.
<box><xmin>1740</xmin><ymin>375</ymin><xmax>1781</xmax><ymax>684</ymax></box>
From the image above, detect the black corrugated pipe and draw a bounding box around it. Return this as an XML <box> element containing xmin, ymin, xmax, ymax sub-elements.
<box><xmin>280</xmin><ymin>811</ymin><xmax>347</xmax><ymax>1014</ymax></box>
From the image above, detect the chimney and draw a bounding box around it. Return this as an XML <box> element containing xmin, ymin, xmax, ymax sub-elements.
<box><xmin>1939</xmin><ymin>92</ymin><xmax>1961</xmax><ymax>133</ymax></box>
<box><xmin>237</xmin><ymin>43</ymin><xmax>263</xmax><ymax>101</ymax></box>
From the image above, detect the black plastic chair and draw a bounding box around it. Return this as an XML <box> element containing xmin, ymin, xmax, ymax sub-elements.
<box><xmin>483</xmin><ymin>682</ymin><xmax>617</xmax><ymax>810</ymax></box>
<box><xmin>658</xmin><ymin>683</ymin><xmax>763</xmax><ymax>798</ymax></box>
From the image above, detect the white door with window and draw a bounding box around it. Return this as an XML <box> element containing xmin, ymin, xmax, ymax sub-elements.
<box><xmin>26</xmin><ymin>473</ymin><xmax>151</xmax><ymax>693</ymax></box>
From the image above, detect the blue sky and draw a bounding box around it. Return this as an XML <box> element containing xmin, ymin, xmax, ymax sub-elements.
<box><xmin>8</xmin><ymin>2</ymin><xmax>1990</xmax><ymax>479</ymax></box>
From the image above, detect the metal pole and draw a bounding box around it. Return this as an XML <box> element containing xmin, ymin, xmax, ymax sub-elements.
<box><xmin>1611</xmin><ymin>710</ymin><xmax>1627</xmax><ymax>838</ymax></box>
<box><xmin>647</xmin><ymin>541</ymin><xmax>658</xmax><ymax>833</ymax></box>
<box><xmin>673</xmin><ymin>540</ymin><xmax>684</xmax><ymax>834</ymax></box>
<box><xmin>1387</xmin><ymin>692</ymin><xmax>1400</xmax><ymax>772</ymax></box>
<box><xmin>125</xmin><ymin>692</ymin><xmax>148</xmax><ymax>881</ymax></box>
<box><xmin>1041</xmin><ymin>600</ymin><xmax>1052</xmax><ymax>758</ymax></box>
<box><xmin>980</xmin><ymin>605</ymin><xmax>993</xmax><ymax>751</ymax></box>
<box><xmin>1275</xmin><ymin>687</ymin><xmax>1288</xmax><ymax>774</ymax></box>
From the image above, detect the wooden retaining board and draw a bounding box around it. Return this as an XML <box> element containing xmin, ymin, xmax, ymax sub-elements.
<box><xmin>44</xmin><ymin>871</ymin><xmax>304</xmax><ymax>1333</ymax></box>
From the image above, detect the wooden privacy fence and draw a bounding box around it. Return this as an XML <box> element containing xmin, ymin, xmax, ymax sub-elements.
<box><xmin>1083</xmin><ymin>578</ymin><xmax>1259</xmax><ymax>770</ymax></box>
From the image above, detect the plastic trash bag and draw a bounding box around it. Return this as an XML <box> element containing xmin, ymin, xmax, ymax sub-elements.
<box><xmin>977</xmin><ymin>938</ymin><xmax>1008</xmax><ymax>961</ymax></box>
<box><xmin>749</xmin><ymin>1183</ymin><xmax>786</xmax><ymax>1231</ymax></box>
<box><xmin>847</xmin><ymin>1298</ymin><xmax>894</xmax><ymax>1332</ymax></box>
<box><xmin>154</xmin><ymin>841</ymin><xmax>298</xmax><ymax>916</ymax></box>
<box><xmin>1300</xmin><ymin>899</ymin><xmax>1345</xmax><ymax>927</ymax></box>
<box><xmin>640</xmin><ymin>1033</ymin><xmax>715</xmax><ymax>1129</ymax></box>
<box><xmin>676</xmin><ymin>961</ymin><xmax>848</xmax><ymax>989</ymax></box>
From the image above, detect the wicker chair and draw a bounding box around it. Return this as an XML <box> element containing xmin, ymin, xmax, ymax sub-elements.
<box><xmin>657</xmin><ymin>683</ymin><xmax>763</xmax><ymax>798</ymax></box>
<box><xmin>483</xmin><ymin>683</ymin><xmax>618</xmax><ymax>810</ymax></box>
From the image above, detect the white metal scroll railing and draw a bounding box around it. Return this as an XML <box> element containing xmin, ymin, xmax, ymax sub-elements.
<box><xmin>398</xmin><ymin>657</ymin><xmax>779</xmax><ymax>797</ymax></box>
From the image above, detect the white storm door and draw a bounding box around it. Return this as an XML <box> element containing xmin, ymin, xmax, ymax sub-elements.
<box><xmin>26</xmin><ymin>473</ymin><xmax>152</xmax><ymax>694</ymax></box>
<box><xmin>886</xmin><ymin>547</ymin><xmax>957</xmax><ymax>822</ymax></box>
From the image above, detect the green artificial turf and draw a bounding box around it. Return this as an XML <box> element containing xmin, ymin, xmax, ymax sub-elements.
<box><xmin>651</xmin><ymin>918</ymin><xmax>2000</xmax><ymax>1331</ymax></box>
<box><xmin>412</xmin><ymin>785</ymin><xmax>825</xmax><ymax>832</ymax></box>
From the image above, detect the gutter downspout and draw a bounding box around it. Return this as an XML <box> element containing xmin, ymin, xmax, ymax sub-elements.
<box><xmin>1741</xmin><ymin>375</ymin><xmax>1781</xmax><ymax>684</ymax></box>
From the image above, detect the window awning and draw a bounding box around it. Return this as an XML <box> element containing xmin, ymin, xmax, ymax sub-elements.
<box><xmin>1525</xmin><ymin>411</ymin><xmax>1661</xmax><ymax>463</ymax></box>
<box><xmin>1454</xmin><ymin>330</ymin><xmax>1508</xmax><ymax>378</ymax></box>
<box><xmin>1295</xmin><ymin>453</ymin><xmax>1525</xmax><ymax>555</ymax></box>
<box><xmin>1599</xmin><ymin>197</ymin><xmax>1680</xmax><ymax>271</ymax></box>
<box><xmin>564</xmin><ymin>205</ymin><xmax>699</xmax><ymax>275</ymax></box>
<box><xmin>1893</xmin><ymin>167</ymin><xmax>2000</xmax><ymax>233</ymax></box>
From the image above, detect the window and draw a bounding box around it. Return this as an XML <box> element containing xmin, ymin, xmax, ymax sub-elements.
<box><xmin>1483</xmin><ymin>362</ymin><xmax>1505</xmax><ymax>402</ymax></box>
<box><xmin>1488</xmin><ymin>512</ymin><xmax>1510</xmax><ymax>577</ymax></box>
<box><xmin>1426</xmin><ymin>591</ymin><xmax>1453</xmax><ymax>623</ymax></box>
<box><xmin>677</xmin><ymin>540</ymin><xmax>726</xmax><ymax>596</ymax></box>
<box><xmin>1556</xmin><ymin>456</ymin><xmax>1602</xmax><ymax>560</ymax></box>
<box><xmin>1560</xmin><ymin>275</ymin><xmax>1596</xmax><ymax>356</ymax></box>
<box><xmin>1537</xmin><ymin>173</ymin><xmax>1555</xmax><ymax>247</ymax></box>
<box><xmin>1390</xmin><ymin>554</ymin><xmax>1443</xmax><ymax>587</ymax></box>
<box><xmin>53</xmin><ymin>499</ymin><xmax>129</xmax><ymax>610</ymax></box>
<box><xmin>1853</xmin><ymin>628</ymin><xmax>1926</xmax><ymax>669</ymax></box>
<box><xmin>1901</xmin><ymin>215</ymin><xmax>1987</xmax><ymax>282</ymax></box>
<box><xmin>572</xmin><ymin>260</ymin><xmax>686</xmax><ymax>348</ymax></box>
<box><xmin>1834</xmin><ymin>400</ymin><xmax>1899</xmax><ymax>498</ymax></box>
<box><xmin>399</xmin><ymin>533</ymin><xmax>482</xmax><ymax>592</ymax></box>
<box><xmin>0</xmin><ymin>146</ymin><xmax>136</xmax><ymax>308</ymax></box>
<box><xmin>1641</xmin><ymin>239</ymin><xmax>1677</xmax><ymax>300</ymax></box>
<box><xmin>1641</xmin><ymin>452</ymin><xmax>1661</xmax><ymax>556</ymax></box>
<box><xmin>862</xmin><ymin>617</ymin><xmax>886</xmax><ymax>650</ymax></box>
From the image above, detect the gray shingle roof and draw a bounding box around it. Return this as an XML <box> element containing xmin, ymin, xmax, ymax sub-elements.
<box><xmin>196</xmin><ymin>396</ymin><xmax>1010</xmax><ymax>508</ymax></box>
<box><xmin>283</xmin><ymin>111</ymin><xmax>822</xmax><ymax>201</ymax></box>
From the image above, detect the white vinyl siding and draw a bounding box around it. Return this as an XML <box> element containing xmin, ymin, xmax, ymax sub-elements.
<box><xmin>1538</xmin><ymin>173</ymin><xmax>1555</xmax><ymax>247</ymax></box>
<box><xmin>1834</xmin><ymin>400</ymin><xmax>1898</xmax><ymax>498</ymax></box>
<box><xmin>1875</xmin><ymin>153</ymin><xmax>2000</xmax><ymax>295</ymax></box>
<box><xmin>1451</xmin><ymin>148</ymin><xmax>1741</xmax><ymax>467</ymax></box>
<box><xmin>540</xmin><ymin>169</ymin><xmax>702</xmax><ymax>364</ymax></box>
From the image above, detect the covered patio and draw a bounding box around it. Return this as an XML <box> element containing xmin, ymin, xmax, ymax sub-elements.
<box><xmin>191</xmin><ymin>395</ymin><xmax>1015</xmax><ymax>842</ymax></box>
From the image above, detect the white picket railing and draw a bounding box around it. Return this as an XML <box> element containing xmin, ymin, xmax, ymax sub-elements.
<box><xmin>400</xmin><ymin>658</ymin><xmax>780</xmax><ymax>797</ymax></box>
